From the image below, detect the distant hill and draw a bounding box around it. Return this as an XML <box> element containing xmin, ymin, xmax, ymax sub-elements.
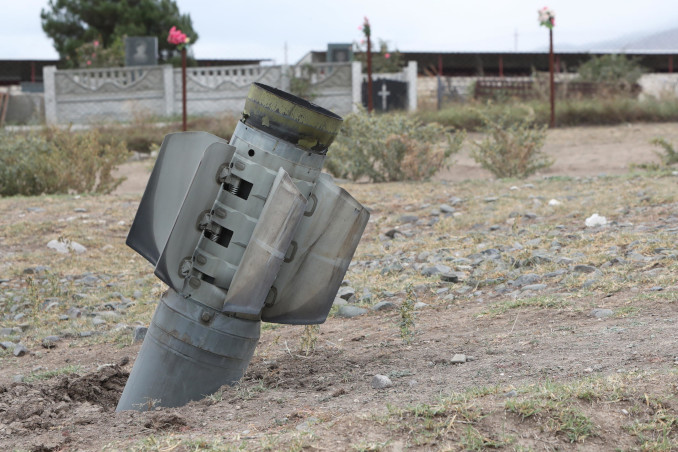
<box><xmin>556</xmin><ymin>27</ymin><xmax>678</xmax><ymax>52</ymax></box>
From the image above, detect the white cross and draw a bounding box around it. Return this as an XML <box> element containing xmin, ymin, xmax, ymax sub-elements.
<box><xmin>377</xmin><ymin>83</ymin><xmax>391</xmax><ymax>110</ymax></box>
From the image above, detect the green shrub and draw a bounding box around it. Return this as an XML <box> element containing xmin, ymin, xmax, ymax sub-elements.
<box><xmin>471</xmin><ymin>109</ymin><xmax>552</xmax><ymax>179</ymax></box>
<box><xmin>0</xmin><ymin>128</ymin><xmax>130</xmax><ymax>197</ymax></box>
<box><xmin>325</xmin><ymin>111</ymin><xmax>465</xmax><ymax>182</ymax></box>
<box><xmin>576</xmin><ymin>54</ymin><xmax>646</xmax><ymax>91</ymax></box>
<box><xmin>651</xmin><ymin>137</ymin><xmax>678</xmax><ymax>166</ymax></box>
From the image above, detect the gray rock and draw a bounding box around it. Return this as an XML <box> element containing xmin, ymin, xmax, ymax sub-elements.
<box><xmin>41</xmin><ymin>336</ymin><xmax>60</xmax><ymax>349</ymax></box>
<box><xmin>133</xmin><ymin>326</ymin><xmax>148</xmax><ymax>344</ymax></box>
<box><xmin>0</xmin><ymin>328</ymin><xmax>13</xmax><ymax>337</ymax></box>
<box><xmin>67</xmin><ymin>307</ymin><xmax>82</xmax><ymax>318</ymax></box>
<box><xmin>484</xmin><ymin>197</ymin><xmax>498</xmax><ymax>203</ymax></box>
<box><xmin>556</xmin><ymin>257</ymin><xmax>575</xmax><ymax>265</ymax></box>
<box><xmin>591</xmin><ymin>308</ymin><xmax>614</xmax><ymax>319</ymax></box>
<box><xmin>504</xmin><ymin>390</ymin><xmax>518</xmax><ymax>398</ymax></box>
<box><xmin>440</xmin><ymin>272</ymin><xmax>460</xmax><ymax>283</ymax></box>
<box><xmin>521</xmin><ymin>284</ymin><xmax>548</xmax><ymax>292</ymax></box>
<box><xmin>337</xmin><ymin>286</ymin><xmax>356</xmax><ymax>301</ymax></box>
<box><xmin>13</xmin><ymin>374</ymin><xmax>25</xmax><ymax>383</ymax></box>
<box><xmin>414</xmin><ymin>302</ymin><xmax>428</xmax><ymax>310</ymax></box>
<box><xmin>80</xmin><ymin>275</ymin><xmax>99</xmax><ymax>286</ymax></box>
<box><xmin>0</xmin><ymin>341</ymin><xmax>15</xmax><ymax>350</ymax></box>
<box><xmin>13</xmin><ymin>344</ymin><xmax>29</xmax><ymax>357</ymax></box>
<box><xmin>92</xmin><ymin>317</ymin><xmax>107</xmax><ymax>326</ymax></box>
<box><xmin>574</xmin><ymin>265</ymin><xmax>597</xmax><ymax>274</ymax></box>
<box><xmin>133</xmin><ymin>290</ymin><xmax>143</xmax><ymax>299</ymax></box>
<box><xmin>650</xmin><ymin>286</ymin><xmax>664</xmax><ymax>292</ymax></box>
<box><xmin>372</xmin><ymin>301</ymin><xmax>396</xmax><ymax>311</ymax></box>
<box><xmin>399</xmin><ymin>215</ymin><xmax>419</xmax><ymax>224</ymax></box>
<box><xmin>450</xmin><ymin>354</ymin><xmax>467</xmax><ymax>364</ymax></box>
<box><xmin>371</xmin><ymin>374</ymin><xmax>393</xmax><ymax>389</ymax></box>
<box><xmin>511</xmin><ymin>273</ymin><xmax>541</xmax><ymax>287</ymax></box>
<box><xmin>421</xmin><ymin>264</ymin><xmax>451</xmax><ymax>277</ymax></box>
<box><xmin>79</xmin><ymin>331</ymin><xmax>93</xmax><ymax>337</ymax></box>
<box><xmin>59</xmin><ymin>315</ymin><xmax>69</xmax><ymax>321</ymax></box>
<box><xmin>544</xmin><ymin>269</ymin><xmax>567</xmax><ymax>278</ymax></box>
<box><xmin>337</xmin><ymin>306</ymin><xmax>368</xmax><ymax>318</ymax></box>
<box><xmin>523</xmin><ymin>212</ymin><xmax>538</xmax><ymax>220</ymax></box>
<box><xmin>439</xmin><ymin>204</ymin><xmax>455</xmax><ymax>214</ymax></box>
<box><xmin>333</xmin><ymin>297</ymin><xmax>348</xmax><ymax>307</ymax></box>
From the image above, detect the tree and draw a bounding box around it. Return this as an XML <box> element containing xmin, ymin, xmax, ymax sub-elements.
<box><xmin>41</xmin><ymin>0</ymin><xmax>198</xmax><ymax>67</ymax></box>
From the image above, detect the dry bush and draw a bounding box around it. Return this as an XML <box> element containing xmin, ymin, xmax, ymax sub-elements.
<box><xmin>471</xmin><ymin>109</ymin><xmax>552</xmax><ymax>179</ymax></box>
<box><xmin>325</xmin><ymin>110</ymin><xmax>465</xmax><ymax>182</ymax></box>
<box><xmin>0</xmin><ymin>128</ymin><xmax>129</xmax><ymax>196</ymax></box>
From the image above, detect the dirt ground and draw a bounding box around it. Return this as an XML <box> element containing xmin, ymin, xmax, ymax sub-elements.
<box><xmin>1</xmin><ymin>122</ymin><xmax>677</xmax><ymax>451</ymax></box>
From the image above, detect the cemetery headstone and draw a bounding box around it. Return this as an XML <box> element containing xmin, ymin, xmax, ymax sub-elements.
<box><xmin>327</xmin><ymin>43</ymin><xmax>353</xmax><ymax>63</ymax></box>
<box><xmin>125</xmin><ymin>37</ymin><xmax>158</xmax><ymax>67</ymax></box>
<box><xmin>362</xmin><ymin>79</ymin><xmax>407</xmax><ymax>111</ymax></box>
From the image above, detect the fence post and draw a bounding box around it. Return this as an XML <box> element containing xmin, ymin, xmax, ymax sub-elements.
<box><xmin>163</xmin><ymin>64</ymin><xmax>175</xmax><ymax>117</ymax></box>
<box><xmin>43</xmin><ymin>65</ymin><xmax>57</xmax><ymax>125</ymax></box>
<box><xmin>406</xmin><ymin>61</ymin><xmax>418</xmax><ymax>112</ymax></box>
<box><xmin>351</xmin><ymin>61</ymin><xmax>362</xmax><ymax>113</ymax></box>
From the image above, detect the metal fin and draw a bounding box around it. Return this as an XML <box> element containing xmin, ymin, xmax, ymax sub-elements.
<box><xmin>222</xmin><ymin>168</ymin><xmax>307</xmax><ymax>318</ymax></box>
<box><xmin>126</xmin><ymin>132</ymin><xmax>228</xmax><ymax>266</ymax></box>
<box><xmin>154</xmin><ymin>141</ymin><xmax>236</xmax><ymax>291</ymax></box>
<box><xmin>261</xmin><ymin>173</ymin><xmax>370</xmax><ymax>324</ymax></box>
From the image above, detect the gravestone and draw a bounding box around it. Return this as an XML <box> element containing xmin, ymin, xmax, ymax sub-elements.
<box><xmin>327</xmin><ymin>43</ymin><xmax>353</xmax><ymax>63</ymax></box>
<box><xmin>125</xmin><ymin>37</ymin><xmax>158</xmax><ymax>67</ymax></box>
<box><xmin>361</xmin><ymin>79</ymin><xmax>407</xmax><ymax>111</ymax></box>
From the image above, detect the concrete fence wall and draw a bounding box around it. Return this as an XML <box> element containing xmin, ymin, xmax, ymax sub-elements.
<box><xmin>43</xmin><ymin>61</ymin><xmax>419</xmax><ymax>125</ymax></box>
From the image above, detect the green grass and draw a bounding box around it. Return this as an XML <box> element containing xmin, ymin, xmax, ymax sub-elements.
<box><xmin>24</xmin><ymin>364</ymin><xmax>82</xmax><ymax>382</ymax></box>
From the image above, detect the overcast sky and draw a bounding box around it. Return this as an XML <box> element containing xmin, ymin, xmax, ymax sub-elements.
<box><xmin>3</xmin><ymin>0</ymin><xmax>677</xmax><ymax>63</ymax></box>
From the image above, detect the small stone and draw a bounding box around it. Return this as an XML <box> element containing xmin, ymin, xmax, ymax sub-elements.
<box><xmin>399</xmin><ymin>215</ymin><xmax>419</xmax><ymax>224</ymax></box>
<box><xmin>337</xmin><ymin>306</ymin><xmax>368</xmax><ymax>318</ymax></box>
<box><xmin>574</xmin><ymin>265</ymin><xmax>597</xmax><ymax>274</ymax></box>
<box><xmin>79</xmin><ymin>331</ymin><xmax>94</xmax><ymax>337</ymax></box>
<box><xmin>484</xmin><ymin>197</ymin><xmax>498</xmax><ymax>203</ymax></box>
<box><xmin>439</xmin><ymin>204</ymin><xmax>455</xmax><ymax>214</ymax></box>
<box><xmin>649</xmin><ymin>286</ymin><xmax>664</xmax><ymax>292</ymax></box>
<box><xmin>41</xmin><ymin>336</ymin><xmax>60</xmax><ymax>349</ymax></box>
<box><xmin>13</xmin><ymin>344</ymin><xmax>29</xmax><ymax>357</ymax></box>
<box><xmin>67</xmin><ymin>307</ymin><xmax>82</xmax><ymax>318</ymax></box>
<box><xmin>421</xmin><ymin>264</ymin><xmax>451</xmax><ymax>277</ymax></box>
<box><xmin>92</xmin><ymin>317</ymin><xmax>107</xmax><ymax>326</ymax></box>
<box><xmin>133</xmin><ymin>326</ymin><xmax>148</xmax><ymax>344</ymax></box>
<box><xmin>0</xmin><ymin>341</ymin><xmax>15</xmax><ymax>350</ymax></box>
<box><xmin>337</xmin><ymin>286</ymin><xmax>356</xmax><ymax>301</ymax></box>
<box><xmin>333</xmin><ymin>297</ymin><xmax>348</xmax><ymax>307</ymax></box>
<box><xmin>0</xmin><ymin>328</ymin><xmax>13</xmax><ymax>337</ymax></box>
<box><xmin>450</xmin><ymin>354</ymin><xmax>467</xmax><ymax>364</ymax></box>
<box><xmin>512</xmin><ymin>273</ymin><xmax>541</xmax><ymax>287</ymax></box>
<box><xmin>414</xmin><ymin>302</ymin><xmax>428</xmax><ymax>310</ymax></box>
<box><xmin>440</xmin><ymin>272</ymin><xmax>460</xmax><ymax>283</ymax></box>
<box><xmin>503</xmin><ymin>390</ymin><xmax>518</xmax><ymax>398</ymax></box>
<box><xmin>371</xmin><ymin>374</ymin><xmax>393</xmax><ymax>389</ymax></box>
<box><xmin>591</xmin><ymin>308</ymin><xmax>614</xmax><ymax>319</ymax></box>
<box><xmin>13</xmin><ymin>374</ymin><xmax>25</xmax><ymax>383</ymax></box>
<box><xmin>372</xmin><ymin>301</ymin><xmax>396</xmax><ymax>311</ymax></box>
<box><xmin>521</xmin><ymin>284</ymin><xmax>547</xmax><ymax>292</ymax></box>
<box><xmin>74</xmin><ymin>207</ymin><xmax>87</xmax><ymax>213</ymax></box>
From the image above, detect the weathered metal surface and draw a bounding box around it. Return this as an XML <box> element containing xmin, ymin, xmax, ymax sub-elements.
<box><xmin>243</xmin><ymin>82</ymin><xmax>342</xmax><ymax>153</ymax></box>
<box><xmin>116</xmin><ymin>290</ymin><xmax>260</xmax><ymax>410</ymax></box>
<box><xmin>126</xmin><ymin>132</ymin><xmax>228</xmax><ymax>266</ymax></box>
<box><xmin>262</xmin><ymin>173</ymin><xmax>370</xmax><ymax>324</ymax></box>
<box><xmin>222</xmin><ymin>168</ymin><xmax>307</xmax><ymax>318</ymax></box>
<box><xmin>154</xmin><ymin>141</ymin><xmax>235</xmax><ymax>292</ymax></box>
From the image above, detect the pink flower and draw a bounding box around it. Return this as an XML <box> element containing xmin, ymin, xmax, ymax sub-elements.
<box><xmin>361</xmin><ymin>39</ymin><xmax>366</xmax><ymax>45</ymax></box>
<box><xmin>384</xmin><ymin>53</ymin><xmax>391</xmax><ymax>59</ymax></box>
<box><xmin>167</xmin><ymin>26</ymin><xmax>188</xmax><ymax>45</ymax></box>
<box><xmin>93</xmin><ymin>40</ymin><xmax>99</xmax><ymax>47</ymax></box>
<box><xmin>358</xmin><ymin>25</ymin><xmax>362</xmax><ymax>31</ymax></box>
<box><xmin>86</xmin><ymin>60</ymin><xmax>91</xmax><ymax>66</ymax></box>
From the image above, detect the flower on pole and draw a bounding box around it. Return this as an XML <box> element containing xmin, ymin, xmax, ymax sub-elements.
<box><xmin>168</xmin><ymin>26</ymin><xmax>191</xmax><ymax>50</ymax></box>
<box><xmin>538</xmin><ymin>7</ymin><xmax>555</xmax><ymax>28</ymax></box>
<box><xmin>360</xmin><ymin>17</ymin><xmax>371</xmax><ymax>39</ymax></box>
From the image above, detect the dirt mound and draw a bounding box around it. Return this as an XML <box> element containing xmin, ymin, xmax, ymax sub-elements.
<box><xmin>0</xmin><ymin>364</ymin><xmax>128</xmax><ymax>436</ymax></box>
